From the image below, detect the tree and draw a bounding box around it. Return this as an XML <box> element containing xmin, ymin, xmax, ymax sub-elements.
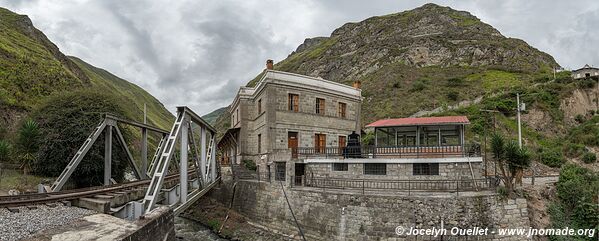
<box><xmin>491</xmin><ymin>133</ymin><xmax>531</xmax><ymax>194</ymax></box>
<box><xmin>17</xmin><ymin>120</ymin><xmax>40</xmax><ymax>174</ymax></box>
<box><xmin>31</xmin><ymin>90</ymin><xmax>133</xmax><ymax>187</ymax></box>
<box><xmin>0</xmin><ymin>140</ymin><xmax>10</xmax><ymax>162</ymax></box>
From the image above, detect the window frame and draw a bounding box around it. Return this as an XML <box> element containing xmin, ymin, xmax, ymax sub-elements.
<box><xmin>364</xmin><ymin>163</ymin><xmax>386</xmax><ymax>175</ymax></box>
<box><xmin>275</xmin><ymin>162</ymin><xmax>286</xmax><ymax>181</ymax></box>
<box><xmin>315</xmin><ymin>133</ymin><xmax>326</xmax><ymax>153</ymax></box>
<box><xmin>257</xmin><ymin>99</ymin><xmax>262</xmax><ymax>114</ymax></box>
<box><xmin>316</xmin><ymin>98</ymin><xmax>325</xmax><ymax>115</ymax></box>
<box><xmin>413</xmin><ymin>163</ymin><xmax>440</xmax><ymax>175</ymax></box>
<box><xmin>257</xmin><ymin>134</ymin><xmax>261</xmax><ymax>153</ymax></box>
<box><xmin>338</xmin><ymin>102</ymin><xmax>347</xmax><ymax>118</ymax></box>
<box><xmin>332</xmin><ymin>163</ymin><xmax>348</xmax><ymax>172</ymax></box>
<box><xmin>288</xmin><ymin>93</ymin><xmax>299</xmax><ymax>112</ymax></box>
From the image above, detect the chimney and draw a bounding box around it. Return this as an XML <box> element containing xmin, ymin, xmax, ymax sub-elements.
<box><xmin>352</xmin><ymin>81</ymin><xmax>361</xmax><ymax>89</ymax></box>
<box><xmin>266</xmin><ymin>59</ymin><xmax>274</xmax><ymax>70</ymax></box>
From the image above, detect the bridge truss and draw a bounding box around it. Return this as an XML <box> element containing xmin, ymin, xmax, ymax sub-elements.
<box><xmin>50</xmin><ymin>114</ymin><xmax>170</xmax><ymax>192</ymax></box>
<box><xmin>142</xmin><ymin>106</ymin><xmax>219</xmax><ymax>215</ymax></box>
<box><xmin>48</xmin><ymin>106</ymin><xmax>219</xmax><ymax>219</ymax></box>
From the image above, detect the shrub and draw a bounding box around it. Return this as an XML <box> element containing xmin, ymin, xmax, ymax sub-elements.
<box><xmin>0</xmin><ymin>140</ymin><xmax>10</xmax><ymax>162</ymax></box>
<box><xmin>445</xmin><ymin>77</ymin><xmax>464</xmax><ymax>87</ymax></box>
<box><xmin>575</xmin><ymin>114</ymin><xmax>585</xmax><ymax>123</ymax></box>
<box><xmin>242</xmin><ymin>159</ymin><xmax>257</xmax><ymax>171</ymax></box>
<box><xmin>16</xmin><ymin>120</ymin><xmax>40</xmax><ymax>174</ymax></box>
<box><xmin>551</xmin><ymin>164</ymin><xmax>599</xmax><ymax>236</ymax></box>
<box><xmin>582</xmin><ymin>152</ymin><xmax>597</xmax><ymax>164</ymax></box>
<box><xmin>446</xmin><ymin>91</ymin><xmax>459</xmax><ymax>101</ymax></box>
<box><xmin>30</xmin><ymin>90</ymin><xmax>133</xmax><ymax>187</ymax></box>
<box><xmin>564</xmin><ymin>142</ymin><xmax>585</xmax><ymax>157</ymax></box>
<box><xmin>577</xmin><ymin>78</ymin><xmax>596</xmax><ymax>89</ymax></box>
<box><xmin>538</xmin><ymin>148</ymin><xmax>566</xmax><ymax>168</ymax></box>
<box><xmin>411</xmin><ymin>80</ymin><xmax>426</xmax><ymax>92</ymax></box>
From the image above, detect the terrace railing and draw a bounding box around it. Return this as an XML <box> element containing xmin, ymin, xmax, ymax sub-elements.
<box><xmin>293</xmin><ymin>143</ymin><xmax>481</xmax><ymax>159</ymax></box>
<box><xmin>291</xmin><ymin>175</ymin><xmax>498</xmax><ymax>194</ymax></box>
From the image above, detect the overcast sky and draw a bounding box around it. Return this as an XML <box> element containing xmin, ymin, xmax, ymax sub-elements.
<box><xmin>4</xmin><ymin>0</ymin><xmax>599</xmax><ymax>115</ymax></box>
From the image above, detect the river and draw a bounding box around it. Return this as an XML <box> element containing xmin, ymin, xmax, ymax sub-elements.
<box><xmin>174</xmin><ymin>216</ymin><xmax>228</xmax><ymax>240</ymax></box>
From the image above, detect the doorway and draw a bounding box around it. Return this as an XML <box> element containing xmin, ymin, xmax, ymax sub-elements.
<box><xmin>288</xmin><ymin>132</ymin><xmax>298</xmax><ymax>158</ymax></box>
<box><xmin>294</xmin><ymin>163</ymin><xmax>305</xmax><ymax>185</ymax></box>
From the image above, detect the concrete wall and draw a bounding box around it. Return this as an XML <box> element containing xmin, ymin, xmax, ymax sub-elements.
<box><xmin>209</xmin><ymin>181</ymin><xmax>529</xmax><ymax>241</ymax></box>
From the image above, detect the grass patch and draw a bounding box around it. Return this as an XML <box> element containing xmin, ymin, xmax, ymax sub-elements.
<box><xmin>466</xmin><ymin>70</ymin><xmax>521</xmax><ymax>92</ymax></box>
<box><xmin>0</xmin><ymin>169</ymin><xmax>47</xmax><ymax>192</ymax></box>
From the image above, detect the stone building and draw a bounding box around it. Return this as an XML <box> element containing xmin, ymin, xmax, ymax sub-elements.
<box><xmin>572</xmin><ymin>64</ymin><xmax>599</xmax><ymax>79</ymax></box>
<box><xmin>219</xmin><ymin>60</ymin><xmax>362</xmax><ymax>180</ymax></box>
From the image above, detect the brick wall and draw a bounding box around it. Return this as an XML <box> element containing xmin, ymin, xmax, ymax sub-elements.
<box><xmin>305</xmin><ymin>162</ymin><xmax>483</xmax><ymax>180</ymax></box>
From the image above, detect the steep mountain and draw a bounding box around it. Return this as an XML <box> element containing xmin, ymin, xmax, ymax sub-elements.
<box><xmin>208</xmin><ymin>3</ymin><xmax>599</xmax><ymax>170</ymax></box>
<box><xmin>0</xmin><ymin>7</ymin><xmax>173</xmax><ymax>135</ymax></box>
<box><xmin>246</xmin><ymin>3</ymin><xmax>558</xmax><ymax>126</ymax></box>
<box><xmin>202</xmin><ymin>106</ymin><xmax>227</xmax><ymax>125</ymax></box>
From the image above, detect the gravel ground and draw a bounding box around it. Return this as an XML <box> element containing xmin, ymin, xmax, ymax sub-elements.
<box><xmin>0</xmin><ymin>203</ymin><xmax>96</xmax><ymax>241</ymax></box>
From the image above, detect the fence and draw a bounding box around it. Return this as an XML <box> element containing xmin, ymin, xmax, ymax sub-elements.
<box><xmin>291</xmin><ymin>175</ymin><xmax>498</xmax><ymax>194</ymax></box>
<box><xmin>293</xmin><ymin>144</ymin><xmax>481</xmax><ymax>159</ymax></box>
<box><xmin>231</xmin><ymin>165</ymin><xmax>271</xmax><ymax>182</ymax></box>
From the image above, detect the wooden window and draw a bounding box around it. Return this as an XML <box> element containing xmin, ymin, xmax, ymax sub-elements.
<box><xmin>413</xmin><ymin>163</ymin><xmax>439</xmax><ymax>175</ymax></box>
<box><xmin>257</xmin><ymin>134</ymin><xmax>261</xmax><ymax>153</ymax></box>
<box><xmin>316</xmin><ymin>98</ymin><xmax>325</xmax><ymax>115</ymax></box>
<box><xmin>364</xmin><ymin>163</ymin><xmax>386</xmax><ymax>175</ymax></box>
<box><xmin>315</xmin><ymin>134</ymin><xmax>326</xmax><ymax>153</ymax></box>
<box><xmin>275</xmin><ymin>162</ymin><xmax>286</xmax><ymax>181</ymax></box>
<box><xmin>332</xmin><ymin>163</ymin><xmax>348</xmax><ymax>171</ymax></box>
<box><xmin>338</xmin><ymin>102</ymin><xmax>347</xmax><ymax>118</ymax></box>
<box><xmin>288</xmin><ymin>94</ymin><xmax>299</xmax><ymax>112</ymax></box>
<box><xmin>257</xmin><ymin>99</ymin><xmax>262</xmax><ymax>114</ymax></box>
<box><xmin>338</xmin><ymin>136</ymin><xmax>347</xmax><ymax>147</ymax></box>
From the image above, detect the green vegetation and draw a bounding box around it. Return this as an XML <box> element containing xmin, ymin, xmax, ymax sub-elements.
<box><xmin>0</xmin><ymin>7</ymin><xmax>175</xmax><ymax>189</ymax></box>
<box><xmin>207</xmin><ymin>219</ymin><xmax>221</xmax><ymax>231</ymax></box>
<box><xmin>30</xmin><ymin>91</ymin><xmax>133</xmax><ymax>187</ymax></box>
<box><xmin>0</xmin><ymin>140</ymin><xmax>10</xmax><ymax>162</ymax></box>
<box><xmin>0</xmin><ymin>169</ymin><xmax>46</xmax><ymax>193</ymax></box>
<box><xmin>490</xmin><ymin>133</ymin><xmax>531</xmax><ymax>194</ymax></box>
<box><xmin>242</xmin><ymin>159</ymin><xmax>257</xmax><ymax>171</ymax></box>
<box><xmin>538</xmin><ymin>148</ymin><xmax>566</xmax><ymax>168</ymax></box>
<box><xmin>549</xmin><ymin>164</ymin><xmax>599</xmax><ymax>241</ymax></box>
<box><xmin>466</xmin><ymin>70</ymin><xmax>522</xmax><ymax>92</ymax></box>
<box><xmin>568</xmin><ymin>116</ymin><xmax>599</xmax><ymax>146</ymax></box>
<box><xmin>16</xmin><ymin>120</ymin><xmax>40</xmax><ymax>174</ymax></box>
<box><xmin>581</xmin><ymin>152</ymin><xmax>596</xmax><ymax>164</ymax></box>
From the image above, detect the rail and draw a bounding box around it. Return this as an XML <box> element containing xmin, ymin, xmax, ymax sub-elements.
<box><xmin>0</xmin><ymin>170</ymin><xmax>196</xmax><ymax>208</ymax></box>
<box><xmin>291</xmin><ymin>175</ymin><xmax>497</xmax><ymax>194</ymax></box>
<box><xmin>292</xmin><ymin>143</ymin><xmax>481</xmax><ymax>159</ymax></box>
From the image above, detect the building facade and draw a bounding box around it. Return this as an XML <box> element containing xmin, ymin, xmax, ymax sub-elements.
<box><xmin>299</xmin><ymin>116</ymin><xmax>483</xmax><ymax>182</ymax></box>
<box><xmin>572</xmin><ymin>64</ymin><xmax>599</xmax><ymax>79</ymax></box>
<box><xmin>220</xmin><ymin>61</ymin><xmax>483</xmax><ymax>185</ymax></box>
<box><xmin>221</xmin><ymin>60</ymin><xmax>362</xmax><ymax>180</ymax></box>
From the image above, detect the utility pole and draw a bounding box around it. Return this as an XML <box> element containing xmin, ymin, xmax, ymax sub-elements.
<box><xmin>517</xmin><ymin>93</ymin><xmax>523</xmax><ymax>148</ymax></box>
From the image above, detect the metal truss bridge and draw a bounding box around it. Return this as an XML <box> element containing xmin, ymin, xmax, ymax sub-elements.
<box><xmin>6</xmin><ymin>106</ymin><xmax>221</xmax><ymax>219</ymax></box>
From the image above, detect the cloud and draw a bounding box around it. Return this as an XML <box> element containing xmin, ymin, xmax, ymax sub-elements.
<box><xmin>4</xmin><ymin>0</ymin><xmax>599</xmax><ymax>115</ymax></box>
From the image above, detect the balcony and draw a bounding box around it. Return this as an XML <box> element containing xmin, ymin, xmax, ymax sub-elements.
<box><xmin>292</xmin><ymin>144</ymin><xmax>481</xmax><ymax>159</ymax></box>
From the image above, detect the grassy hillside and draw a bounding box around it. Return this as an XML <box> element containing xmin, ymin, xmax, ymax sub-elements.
<box><xmin>0</xmin><ymin>7</ymin><xmax>174</xmax><ymax>184</ymax></box>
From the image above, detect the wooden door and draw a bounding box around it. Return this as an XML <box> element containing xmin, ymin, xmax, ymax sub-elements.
<box><xmin>315</xmin><ymin>134</ymin><xmax>326</xmax><ymax>153</ymax></box>
<box><xmin>288</xmin><ymin>132</ymin><xmax>298</xmax><ymax>158</ymax></box>
<box><xmin>338</xmin><ymin>135</ymin><xmax>346</xmax><ymax>154</ymax></box>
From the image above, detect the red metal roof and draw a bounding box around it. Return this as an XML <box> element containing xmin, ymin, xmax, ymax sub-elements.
<box><xmin>366</xmin><ymin>116</ymin><xmax>470</xmax><ymax>128</ymax></box>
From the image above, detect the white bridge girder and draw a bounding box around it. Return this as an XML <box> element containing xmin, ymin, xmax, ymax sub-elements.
<box><xmin>142</xmin><ymin>106</ymin><xmax>218</xmax><ymax>215</ymax></box>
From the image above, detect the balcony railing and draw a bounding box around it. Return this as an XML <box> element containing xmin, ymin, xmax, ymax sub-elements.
<box><xmin>292</xmin><ymin>175</ymin><xmax>497</xmax><ymax>194</ymax></box>
<box><xmin>292</xmin><ymin>144</ymin><xmax>481</xmax><ymax>159</ymax></box>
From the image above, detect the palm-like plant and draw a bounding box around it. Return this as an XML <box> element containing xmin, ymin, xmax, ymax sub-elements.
<box><xmin>0</xmin><ymin>140</ymin><xmax>10</xmax><ymax>162</ymax></box>
<box><xmin>17</xmin><ymin>120</ymin><xmax>40</xmax><ymax>174</ymax></box>
<box><xmin>490</xmin><ymin>133</ymin><xmax>531</xmax><ymax>195</ymax></box>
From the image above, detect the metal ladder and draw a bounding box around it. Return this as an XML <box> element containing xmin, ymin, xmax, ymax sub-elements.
<box><xmin>146</xmin><ymin>135</ymin><xmax>167</xmax><ymax>176</ymax></box>
<box><xmin>142</xmin><ymin>112</ymin><xmax>185</xmax><ymax>212</ymax></box>
<box><xmin>51</xmin><ymin>120</ymin><xmax>107</xmax><ymax>191</ymax></box>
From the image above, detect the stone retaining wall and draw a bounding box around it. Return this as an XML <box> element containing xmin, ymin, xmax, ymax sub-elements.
<box><xmin>208</xmin><ymin>180</ymin><xmax>529</xmax><ymax>241</ymax></box>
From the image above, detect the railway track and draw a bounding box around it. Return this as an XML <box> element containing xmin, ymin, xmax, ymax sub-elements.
<box><xmin>0</xmin><ymin>171</ymin><xmax>195</xmax><ymax>208</ymax></box>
